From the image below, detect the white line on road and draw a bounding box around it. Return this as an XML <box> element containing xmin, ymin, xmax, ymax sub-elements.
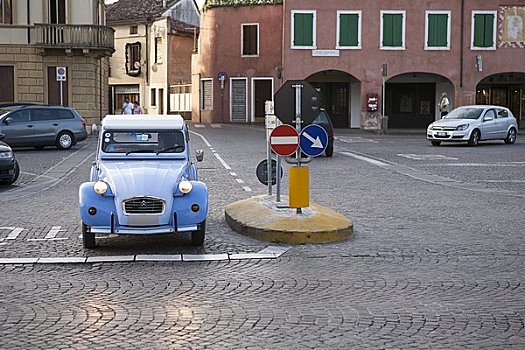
<box><xmin>0</xmin><ymin>227</ymin><xmax>24</xmax><ymax>240</ymax></box>
<box><xmin>213</xmin><ymin>153</ymin><xmax>232</xmax><ymax>170</ymax></box>
<box><xmin>44</xmin><ymin>226</ymin><xmax>64</xmax><ymax>239</ymax></box>
<box><xmin>243</xmin><ymin>186</ymin><xmax>252</xmax><ymax>192</ymax></box>
<box><xmin>340</xmin><ymin>151</ymin><xmax>391</xmax><ymax>168</ymax></box>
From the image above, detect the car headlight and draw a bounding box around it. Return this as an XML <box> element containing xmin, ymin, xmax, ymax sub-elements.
<box><xmin>93</xmin><ymin>181</ymin><xmax>108</xmax><ymax>195</ymax></box>
<box><xmin>456</xmin><ymin>124</ymin><xmax>469</xmax><ymax>131</ymax></box>
<box><xmin>178</xmin><ymin>180</ymin><xmax>193</xmax><ymax>194</ymax></box>
<box><xmin>427</xmin><ymin>123</ymin><xmax>433</xmax><ymax>131</ymax></box>
<box><xmin>0</xmin><ymin>150</ymin><xmax>13</xmax><ymax>159</ymax></box>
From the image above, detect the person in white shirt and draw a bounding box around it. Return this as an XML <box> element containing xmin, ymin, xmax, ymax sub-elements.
<box><xmin>439</xmin><ymin>92</ymin><xmax>450</xmax><ymax>118</ymax></box>
<box><xmin>121</xmin><ymin>97</ymin><xmax>133</xmax><ymax>115</ymax></box>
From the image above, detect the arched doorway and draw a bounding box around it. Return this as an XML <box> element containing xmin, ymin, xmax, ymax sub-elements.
<box><xmin>306</xmin><ymin>70</ymin><xmax>360</xmax><ymax>128</ymax></box>
<box><xmin>477</xmin><ymin>72</ymin><xmax>525</xmax><ymax>127</ymax></box>
<box><xmin>385</xmin><ymin>72</ymin><xmax>453</xmax><ymax>128</ymax></box>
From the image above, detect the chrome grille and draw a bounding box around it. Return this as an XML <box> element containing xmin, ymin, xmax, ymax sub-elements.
<box><xmin>123</xmin><ymin>197</ymin><xmax>164</xmax><ymax>214</ymax></box>
<box><xmin>432</xmin><ymin>126</ymin><xmax>455</xmax><ymax>131</ymax></box>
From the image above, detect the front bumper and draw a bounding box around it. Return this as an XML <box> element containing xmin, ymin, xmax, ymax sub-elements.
<box><xmin>427</xmin><ymin>130</ymin><xmax>469</xmax><ymax>142</ymax></box>
<box><xmin>0</xmin><ymin>160</ymin><xmax>17</xmax><ymax>181</ymax></box>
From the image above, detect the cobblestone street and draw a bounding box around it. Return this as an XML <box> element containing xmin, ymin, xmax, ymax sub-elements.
<box><xmin>0</xmin><ymin>124</ymin><xmax>524</xmax><ymax>349</ymax></box>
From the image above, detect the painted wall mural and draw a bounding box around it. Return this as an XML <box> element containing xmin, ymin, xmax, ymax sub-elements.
<box><xmin>499</xmin><ymin>6</ymin><xmax>525</xmax><ymax>48</ymax></box>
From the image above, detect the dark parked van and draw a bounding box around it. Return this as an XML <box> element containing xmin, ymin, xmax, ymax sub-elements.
<box><xmin>0</xmin><ymin>105</ymin><xmax>87</xmax><ymax>150</ymax></box>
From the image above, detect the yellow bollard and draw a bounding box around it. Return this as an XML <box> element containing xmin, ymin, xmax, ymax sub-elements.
<box><xmin>289</xmin><ymin>166</ymin><xmax>309</xmax><ymax>208</ymax></box>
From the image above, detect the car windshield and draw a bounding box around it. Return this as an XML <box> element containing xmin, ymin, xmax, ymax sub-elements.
<box><xmin>443</xmin><ymin>107</ymin><xmax>484</xmax><ymax>120</ymax></box>
<box><xmin>102</xmin><ymin>130</ymin><xmax>185</xmax><ymax>154</ymax></box>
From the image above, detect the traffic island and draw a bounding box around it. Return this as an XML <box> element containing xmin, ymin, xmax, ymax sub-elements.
<box><xmin>224</xmin><ymin>195</ymin><xmax>353</xmax><ymax>244</ymax></box>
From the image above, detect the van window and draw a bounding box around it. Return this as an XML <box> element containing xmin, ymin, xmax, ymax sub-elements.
<box><xmin>31</xmin><ymin>109</ymin><xmax>56</xmax><ymax>121</ymax></box>
<box><xmin>57</xmin><ymin>109</ymin><xmax>74</xmax><ymax>119</ymax></box>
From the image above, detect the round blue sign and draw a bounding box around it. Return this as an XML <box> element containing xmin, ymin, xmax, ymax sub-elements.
<box><xmin>299</xmin><ymin>124</ymin><xmax>328</xmax><ymax>157</ymax></box>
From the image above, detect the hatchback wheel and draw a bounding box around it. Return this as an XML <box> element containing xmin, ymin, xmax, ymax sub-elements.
<box><xmin>82</xmin><ymin>222</ymin><xmax>96</xmax><ymax>248</ymax></box>
<box><xmin>325</xmin><ymin>142</ymin><xmax>333</xmax><ymax>157</ymax></box>
<box><xmin>504</xmin><ymin>128</ymin><xmax>517</xmax><ymax>144</ymax></box>
<box><xmin>191</xmin><ymin>220</ymin><xmax>206</xmax><ymax>246</ymax></box>
<box><xmin>56</xmin><ymin>131</ymin><xmax>74</xmax><ymax>150</ymax></box>
<box><xmin>468</xmin><ymin>129</ymin><xmax>480</xmax><ymax>146</ymax></box>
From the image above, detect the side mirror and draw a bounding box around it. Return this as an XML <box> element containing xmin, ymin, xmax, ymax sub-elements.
<box><xmin>0</xmin><ymin>133</ymin><xmax>4</xmax><ymax>140</ymax></box>
<box><xmin>483</xmin><ymin>115</ymin><xmax>494</xmax><ymax>122</ymax></box>
<box><xmin>4</xmin><ymin>117</ymin><xmax>13</xmax><ymax>125</ymax></box>
<box><xmin>195</xmin><ymin>149</ymin><xmax>204</xmax><ymax>162</ymax></box>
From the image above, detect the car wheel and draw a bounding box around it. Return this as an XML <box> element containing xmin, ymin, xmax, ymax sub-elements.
<box><xmin>325</xmin><ymin>142</ymin><xmax>333</xmax><ymax>157</ymax></box>
<box><xmin>191</xmin><ymin>220</ymin><xmax>206</xmax><ymax>246</ymax></box>
<box><xmin>82</xmin><ymin>222</ymin><xmax>96</xmax><ymax>248</ymax></box>
<box><xmin>504</xmin><ymin>128</ymin><xmax>517</xmax><ymax>144</ymax></box>
<box><xmin>431</xmin><ymin>141</ymin><xmax>441</xmax><ymax>146</ymax></box>
<box><xmin>468</xmin><ymin>129</ymin><xmax>480</xmax><ymax>146</ymax></box>
<box><xmin>56</xmin><ymin>131</ymin><xmax>74</xmax><ymax>150</ymax></box>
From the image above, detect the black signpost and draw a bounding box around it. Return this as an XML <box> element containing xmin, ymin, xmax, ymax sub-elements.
<box><xmin>274</xmin><ymin>80</ymin><xmax>321</xmax><ymax>126</ymax></box>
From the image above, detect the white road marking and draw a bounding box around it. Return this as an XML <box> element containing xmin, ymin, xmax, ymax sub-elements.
<box><xmin>243</xmin><ymin>186</ymin><xmax>252</xmax><ymax>192</ymax></box>
<box><xmin>336</xmin><ymin>136</ymin><xmax>378</xmax><ymax>143</ymax></box>
<box><xmin>340</xmin><ymin>151</ymin><xmax>390</xmax><ymax>168</ymax></box>
<box><xmin>397</xmin><ymin>154</ymin><xmax>458</xmax><ymax>161</ymax></box>
<box><xmin>235</xmin><ymin>179</ymin><xmax>244</xmax><ymax>183</ymax></box>
<box><xmin>194</xmin><ymin>124</ymin><xmax>205</xmax><ymax>128</ymax></box>
<box><xmin>213</xmin><ymin>153</ymin><xmax>232</xmax><ymax>170</ymax></box>
<box><xmin>230</xmin><ymin>172</ymin><xmax>237</xmax><ymax>176</ymax></box>
<box><xmin>0</xmin><ymin>227</ymin><xmax>24</xmax><ymax>240</ymax></box>
<box><xmin>44</xmin><ymin>226</ymin><xmax>64</xmax><ymax>239</ymax></box>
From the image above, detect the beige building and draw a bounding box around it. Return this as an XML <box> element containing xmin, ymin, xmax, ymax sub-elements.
<box><xmin>0</xmin><ymin>0</ymin><xmax>114</xmax><ymax>124</ymax></box>
<box><xmin>107</xmin><ymin>0</ymin><xmax>199</xmax><ymax>118</ymax></box>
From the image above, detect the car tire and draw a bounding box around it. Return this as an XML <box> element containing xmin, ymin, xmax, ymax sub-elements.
<box><xmin>468</xmin><ymin>129</ymin><xmax>480</xmax><ymax>146</ymax></box>
<box><xmin>82</xmin><ymin>222</ymin><xmax>96</xmax><ymax>248</ymax></box>
<box><xmin>504</xmin><ymin>128</ymin><xmax>517</xmax><ymax>144</ymax></box>
<box><xmin>325</xmin><ymin>142</ymin><xmax>333</xmax><ymax>157</ymax></box>
<box><xmin>56</xmin><ymin>131</ymin><xmax>74</xmax><ymax>150</ymax></box>
<box><xmin>191</xmin><ymin>220</ymin><xmax>206</xmax><ymax>246</ymax></box>
<box><xmin>431</xmin><ymin>141</ymin><xmax>441</xmax><ymax>146</ymax></box>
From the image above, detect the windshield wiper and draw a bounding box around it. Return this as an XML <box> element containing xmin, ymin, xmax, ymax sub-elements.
<box><xmin>156</xmin><ymin>145</ymin><xmax>185</xmax><ymax>154</ymax></box>
<box><xmin>125</xmin><ymin>150</ymin><xmax>155</xmax><ymax>155</ymax></box>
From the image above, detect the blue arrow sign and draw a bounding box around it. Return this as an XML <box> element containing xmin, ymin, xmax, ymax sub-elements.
<box><xmin>299</xmin><ymin>124</ymin><xmax>328</xmax><ymax>157</ymax></box>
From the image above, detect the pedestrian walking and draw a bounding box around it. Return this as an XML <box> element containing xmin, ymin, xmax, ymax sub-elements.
<box><xmin>439</xmin><ymin>92</ymin><xmax>450</xmax><ymax>118</ymax></box>
<box><xmin>133</xmin><ymin>101</ymin><xmax>142</xmax><ymax>114</ymax></box>
<box><xmin>121</xmin><ymin>97</ymin><xmax>133</xmax><ymax>115</ymax></box>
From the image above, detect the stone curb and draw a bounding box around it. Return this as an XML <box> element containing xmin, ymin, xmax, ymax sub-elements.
<box><xmin>225</xmin><ymin>195</ymin><xmax>353</xmax><ymax>244</ymax></box>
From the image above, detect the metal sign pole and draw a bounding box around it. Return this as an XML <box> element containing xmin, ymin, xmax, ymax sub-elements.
<box><xmin>294</xmin><ymin>84</ymin><xmax>302</xmax><ymax>214</ymax></box>
<box><xmin>60</xmin><ymin>80</ymin><xmax>64</xmax><ymax>106</ymax></box>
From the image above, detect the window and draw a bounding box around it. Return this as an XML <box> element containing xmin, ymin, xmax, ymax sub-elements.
<box><xmin>201</xmin><ymin>79</ymin><xmax>213</xmax><ymax>110</ymax></box>
<box><xmin>125</xmin><ymin>42</ymin><xmax>141</xmax><ymax>76</ymax></box>
<box><xmin>471</xmin><ymin>11</ymin><xmax>496</xmax><ymax>49</ymax></box>
<box><xmin>9</xmin><ymin>110</ymin><xmax>30</xmax><ymax>123</ymax></box>
<box><xmin>155</xmin><ymin>37</ymin><xmax>162</xmax><ymax>64</ymax></box>
<box><xmin>49</xmin><ymin>0</ymin><xmax>66</xmax><ymax>24</ymax></box>
<box><xmin>380</xmin><ymin>11</ymin><xmax>405</xmax><ymax>49</ymax></box>
<box><xmin>292</xmin><ymin>10</ymin><xmax>316</xmax><ymax>49</ymax></box>
<box><xmin>31</xmin><ymin>109</ymin><xmax>56</xmax><ymax>121</ymax></box>
<box><xmin>425</xmin><ymin>11</ymin><xmax>450</xmax><ymax>49</ymax></box>
<box><xmin>130</xmin><ymin>25</ymin><xmax>138</xmax><ymax>35</ymax></box>
<box><xmin>337</xmin><ymin>11</ymin><xmax>361</xmax><ymax>48</ymax></box>
<box><xmin>0</xmin><ymin>66</ymin><xmax>14</xmax><ymax>101</ymax></box>
<box><xmin>242</xmin><ymin>24</ymin><xmax>258</xmax><ymax>56</ymax></box>
<box><xmin>151</xmin><ymin>88</ymin><xmax>156</xmax><ymax>106</ymax></box>
<box><xmin>1</xmin><ymin>0</ymin><xmax>12</xmax><ymax>24</ymax></box>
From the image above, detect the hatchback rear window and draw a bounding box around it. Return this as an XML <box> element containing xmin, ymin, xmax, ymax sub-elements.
<box><xmin>57</xmin><ymin>109</ymin><xmax>75</xmax><ymax>119</ymax></box>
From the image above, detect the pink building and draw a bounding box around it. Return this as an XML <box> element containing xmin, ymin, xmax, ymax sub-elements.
<box><xmin>193</xmin><ymin>0</ymin><xmax>525</xmax><ymax>129</ymax></box>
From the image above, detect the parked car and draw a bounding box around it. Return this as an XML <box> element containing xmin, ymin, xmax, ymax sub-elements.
<box><xmin>0</xmin><ymin>105</ymin><xmax>87</xmax><ymax>150</ymax></box>
<box><xmin>0</xmin><ymin>134</ymin><xmax>20</xmax><ymax>186</ymax></box>
<box><xmin>427</xmin><ymin>105</ymin><xmax>518</xmax><ymax>146</ymax></box>
<box><xmin>78</xmin><ymin>114</ymin><xmax>208</xmax><ymax>248</ymax></box>
<box><xmin>312</xmin><ymin>108</ymin><xmax>335</xmax><ymax>156</ymax></box>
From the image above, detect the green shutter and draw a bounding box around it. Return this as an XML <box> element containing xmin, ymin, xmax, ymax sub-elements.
<box><xmin>428</xmin><ymin>14</ymin><xmax>448</xmax><ymax>47</ymax></box>
<box><xmin>484</xmin><ymin>14</ymin><xmax>494</xmax><ymax>47</ymax></box>
<box><xmin>383</xmin><ymin>13</ymin><xmax>403</xmax><ymax>47</ymax></box>
<box><xmin>339</xmin><ymin>14</ymin><xmax>358</xmax><ymax>46</ymax></box>
<box><xmin>473</xmin><ymin>14</ymin><xmax>494</xmax><ymax>47</ymax></box>
<box><xmin>294</xmin><ymin>13</ymin><xmax>313</xmax><ymax>47</ymax></box>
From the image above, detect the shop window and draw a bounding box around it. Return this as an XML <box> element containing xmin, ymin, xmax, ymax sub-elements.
<box><xmin>471</xmin><ymin>11</ymin><xmax>496</xmax><ymax>49</ymax></box>
<box><xmin>426</xmin><ymin>11</ymin><xmax>450</xmax><ymax>49</ymax></box>
<box><xmin>337</xmin><ymin>11</ymin><xmax>361</xmax><ymax>48</ymax></box>
<box><xmin>381</xmin><ymin>11</ymin><xmax>405</xmax><ymax>49</ymax></box>
<box><xmin>0</xmin><ymin>0</ymin><xmax>12</xmax><ymax>24</ymax></box>
<box><xmin>242</xmin><ymin>24</ymin><xmax>258</xmax><ymax>56</ymax></box>
<box><xmin>292</xmin><ymin>10</ymin><xmax>316</xmax><ymax>48</ymax></box>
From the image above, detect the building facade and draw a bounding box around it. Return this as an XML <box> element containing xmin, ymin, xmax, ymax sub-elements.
<box><xmin>107</xmin><ymin>0</ymin><xmax>199</xmax><ymax>118</ymax></box>
<box><xmin>193</xmin><ymin>0</ymin><xmax>525</xmax><ymax>129</ymax></box>
<box><xmin>0</xmin><ymin>0</ymin><xmax>114</xmax><ymax>125</ymax></box>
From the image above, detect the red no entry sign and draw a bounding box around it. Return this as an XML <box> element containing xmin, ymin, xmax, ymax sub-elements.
<box><xmin>270</xmin><ymin>124</ymin><xmax>299</xmax><ymax>156</ymax></box>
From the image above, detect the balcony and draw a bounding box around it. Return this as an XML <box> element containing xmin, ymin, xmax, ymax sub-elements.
<box><xmin>34</xmin><ymin>23</ymin><xmax>115</xmax><ymax>56</ymax></box>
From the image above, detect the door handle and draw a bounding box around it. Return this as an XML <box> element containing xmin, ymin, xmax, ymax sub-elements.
<box><xmin>27</xmin><ymin>125</ymin><xmax>34</xmax><ymax>128</ymax></box>
<box><xmin>53</xmin><ymin>123</ymin><xmax>59</xmax><ymax>126</ymax></box>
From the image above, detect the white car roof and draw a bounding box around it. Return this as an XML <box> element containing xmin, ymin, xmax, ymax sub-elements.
<box><xmin>457</xmin><ymin>105</ymin><xmax>509</xmax><ymax>110</ymax></box>
<box><xmin>101</xmin><ymin>114</ymin><xmax>185</xmax><ymax>130</ymax></box>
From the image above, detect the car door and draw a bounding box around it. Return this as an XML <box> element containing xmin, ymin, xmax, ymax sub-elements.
<box><xmin>495</xmin><ymin>108</ymin><xmax>511</xmax><ymax>138</ymax></box>
<box><xmin>30</xmin><ymin>108</ymin><xmax>59</xmax><ymax>144</ymax></box>
<box><xmin>0</xmin><ymin>109</ymin><xmax>34</xmax><ymax>146</ymax></box>
<box><xmin>481</xmin><ymin>109</ymin><xmax>498</xmax><ymax>140</ymax></box>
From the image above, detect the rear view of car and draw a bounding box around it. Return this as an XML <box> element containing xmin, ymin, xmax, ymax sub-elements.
<box><xmin>0</xmin><ymin>105</ymin><xmax>87</xmax><ymax>150</ymax></box>
<box><xmin>427</xmin><ymin>105</ymin><xmax>518</xmax><ymax>146</ymax></box>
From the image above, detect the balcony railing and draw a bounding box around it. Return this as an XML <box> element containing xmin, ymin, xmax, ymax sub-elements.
<box><xmin>34</xmin><ymin>23</ymin><xmax>114</xmax><ymax>52</ymax></box>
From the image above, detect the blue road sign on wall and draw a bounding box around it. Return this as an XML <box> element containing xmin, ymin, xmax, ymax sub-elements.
<box><xmin>299</xmin><ymin>124</ymin><xmax>328</xmax><ymax>157</ymax></box>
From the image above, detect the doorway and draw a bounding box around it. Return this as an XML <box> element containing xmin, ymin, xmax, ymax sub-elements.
<box><xmin>252</xmin><ymin>78</ymin><xmax>273</xmax><ymax>123</ymax></box>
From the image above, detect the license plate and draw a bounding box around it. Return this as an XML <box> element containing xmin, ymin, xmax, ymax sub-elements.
<box><xmin>436</xmin><ymin>132</ymin><xmax>447</xmax><ymax>137</ymax></box>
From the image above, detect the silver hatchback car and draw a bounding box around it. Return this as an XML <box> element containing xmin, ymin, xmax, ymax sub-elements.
<box><xmin>0</xmin><ymin>105</ymin><xmax>87</xmax><ymax>150</ymax></box>
<box><xmin>427</xmin><ymin>105</ymin><xmax>518</xmax><ymax>146</ymax></box>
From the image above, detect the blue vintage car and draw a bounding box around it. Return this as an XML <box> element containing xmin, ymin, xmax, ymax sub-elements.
<box><xmin>78</xmin><ymin>115</ymin><xmax>207</xmax><ymax>248</ymax></box>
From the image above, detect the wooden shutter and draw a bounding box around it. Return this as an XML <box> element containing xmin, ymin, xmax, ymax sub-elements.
<box><xmin>383</xmin><ymin>14</ymin><xmax>403</xmax><ymax>46</ymax></box>
<box><xmin>428</xmin><ymin>14</ymin><xmax>448</xmax><ymax>47</ymax></box>
<box><xmin>483</xmin><ymin>14</ymin><xmax>494</xmax><ymax>47</ymax></box>
<box><xmin>294</xmin><ymin>13</ymin><xmax>313</xmax><ymax>46</ymax></box>
<box><xmin>339</xmin><ymin>14</ymin><xmax>359</xmax><ymax>46</ymax></box>
<box><xmin>0</xmin><ymin>66</ymin><xmax>14</xmax><ymax>102</ymax></box>
<box><xmin>473</xmin><ymin>14</ymin><xmax>494</xmax><ymax>47</ymax></box>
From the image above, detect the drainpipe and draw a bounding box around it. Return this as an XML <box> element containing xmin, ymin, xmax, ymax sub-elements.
<box><xmin>460</xmin><ymin>0</ymin><xmax>464</xmax><ymax>88</ymax></box>
<box><xmin>27</xmin><ymin>0</ymin><xmax>30</xmax><ymax>44</ymax></box>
